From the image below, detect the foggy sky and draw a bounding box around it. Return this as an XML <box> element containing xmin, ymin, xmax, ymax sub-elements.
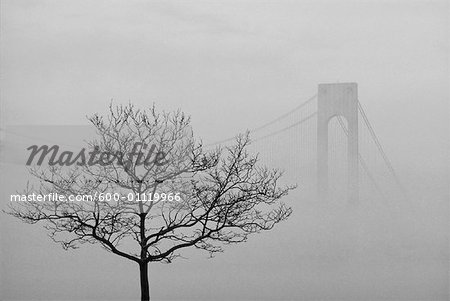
<box><xmin>1</xmin><ymin>1</ymin><xmax>448</xmax><ymax>300</ymax></box>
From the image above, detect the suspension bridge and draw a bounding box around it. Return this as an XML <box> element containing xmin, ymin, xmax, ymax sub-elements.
<box><xmin>1</xmin><ymin>82</ymin><xmax>407</xmax><ymax>204</ymax></box>
<box><xmin>205</xmin><ymin>82</ymin><xmax>407</xmax><ymax>204</ymax></box>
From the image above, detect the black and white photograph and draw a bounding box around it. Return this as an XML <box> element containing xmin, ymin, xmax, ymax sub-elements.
<box><xmin>0</xmin><ymin>1</ymin><xmax>448</xmax><ymax>300</ymax></box>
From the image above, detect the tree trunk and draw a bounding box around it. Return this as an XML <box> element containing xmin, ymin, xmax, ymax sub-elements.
<box><xmin>139</xmin><ymin>263</ymin><xmax>150</xmax><ymax>301</ymax></box>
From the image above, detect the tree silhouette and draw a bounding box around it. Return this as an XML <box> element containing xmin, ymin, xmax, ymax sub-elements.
<box><xmin>7</xmin><ymin>104</ymin><xmax>294</xmax><ymax>301</ymax></box>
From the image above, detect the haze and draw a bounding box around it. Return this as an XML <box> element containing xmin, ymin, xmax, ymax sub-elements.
<box><xmin>1</xmin><ymin>1</ymin><xmax>448</xmax><ymax>300</ymax></box>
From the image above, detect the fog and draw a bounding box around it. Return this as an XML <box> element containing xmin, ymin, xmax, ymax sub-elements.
<box><xmin>1</xmin><ymin>1</ymin><xmax>448</xmax><ymax>300</ymax></box>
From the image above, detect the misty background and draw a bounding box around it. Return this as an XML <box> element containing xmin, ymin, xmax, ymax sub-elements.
<box><xmin>1</xmin><ymin>1</ymin><xmax>448</xmax><ymax>300</ymax></box>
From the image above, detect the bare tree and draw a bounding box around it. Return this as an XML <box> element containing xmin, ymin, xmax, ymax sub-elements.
<box><xmin>7</xmin><ymin>104</ymin><xmax>294</xmax><ymax>301</ymax></box>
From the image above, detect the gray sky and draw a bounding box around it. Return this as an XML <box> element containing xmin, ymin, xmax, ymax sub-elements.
<box><xmin>1</xmin><ymin>0</ymin><xmax>448</xmax><ymax>170</ymax></box>
<box><xmin>1</xmin><ymin>1</ymin><xmax>448</xmax><ymax>300</ymax></box>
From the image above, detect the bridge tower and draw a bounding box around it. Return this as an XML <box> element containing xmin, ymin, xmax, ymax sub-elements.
<box><xmin>317</xmin><ymin>83</ymin><xmax>359</xmax><ymax>202</ymax></box>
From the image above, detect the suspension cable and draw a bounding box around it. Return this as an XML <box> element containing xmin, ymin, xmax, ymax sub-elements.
<box><xmin>336</xmin><ymin>115</ymin><xmax>387</xmax><ymax>200</ymax></box>
<box><xmin>204</xmin><ymin>94</ymin><xmax>317</xmax><ymax>147</ymax></box>
<box><xmin>252</xmin><ymin>112</ymin><xmax>317</xmax><ymax>143</ymax></box>
<box><xmin>357</xmin><ymin>101</ymin><xmax>408</xmax><ymax>199</ymax></box>
<box><xmin>250</xmin><ymin>94</ymin><xmax>317</xmax><ymax>132</ymax></box>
